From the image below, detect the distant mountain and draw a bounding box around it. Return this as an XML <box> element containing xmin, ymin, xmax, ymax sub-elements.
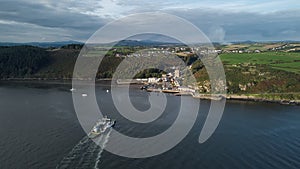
<box><xmin>0</xmin><ymin>41</ymin><xmax>83</xmax><ymax>48</ymax></box>
<box><xmin>230</xmin><ymin>40</ymin><xmax>300</xmax><ymax>44</ymax></box>
<box><xmin>2</xmin><ymin>39</ymin><xmax>299</xmax><ymax>48</ymax></box>
<box><xmin>84</xmin><ymin>40</ymin><xmax>184</xmax><ymax>47</ymax></box>
<box><xmin>113</xmin><ymin>40</ymin><xmax>183</xmax><ymax>46</ymax></box>
<box><xmin>230</xmin><ymin>40</ymin><xmax>257</xmax><ymax>44</ymax></box>
<box><xmin>0</xmin><ymin>40</ymin><xmax>184</xmax><ymax>48</ymax></box>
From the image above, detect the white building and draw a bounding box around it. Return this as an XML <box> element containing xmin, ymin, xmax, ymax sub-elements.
<box><xmin>148</xmin><ymin>78</ymin><xmax>158</xmax><ymax>83</ymax></box>
<box><xmin>174</xmin><ymin>69</ymin><xmax>180</xmax><ymax>78</ymax></box>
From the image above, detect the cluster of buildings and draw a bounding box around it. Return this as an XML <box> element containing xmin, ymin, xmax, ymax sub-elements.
<box><xmin>222</xmin><ymin>49</ymin><xmax>261</xmax><ymax>54</ymax></box>
<box><xmin>141</xmin><ymin>68</ymin><xmax>207</xmax><ymax>94</ymax></box>
<box><xmin>114</xmin><ymin>46</ymin><xmax>222</xmax><ymax>58</ymax></box>
<box><xmin>142</xmin><ymin>70</ymin><xmax>181</xmax><ymax>90</ymax></box>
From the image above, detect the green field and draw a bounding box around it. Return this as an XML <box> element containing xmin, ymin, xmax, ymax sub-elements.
<box><xmin>271</xmin><ymin>62</ymin><xmax>300</xmax><ymax>74</ymax></box>
<box><xmin>220</xmin><ymin>52</ymin><xmax>300</xmax><ymax>74</ymax></box>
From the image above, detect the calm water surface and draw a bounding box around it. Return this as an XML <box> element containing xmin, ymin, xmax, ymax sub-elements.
<box><xmin>0</xmin><ymin>82</ymin><xmax>299</xmax><ymax>169</ymax></box>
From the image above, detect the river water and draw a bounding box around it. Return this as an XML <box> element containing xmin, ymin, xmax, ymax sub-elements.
<box><xmin>0</xmin><ymin>82</ymin><xmax>299</xmax><ymax>169</ymax></box>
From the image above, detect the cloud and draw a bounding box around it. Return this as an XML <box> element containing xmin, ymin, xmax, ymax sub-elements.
<box><xmin>0</xmin><ymin>0</ymin><xmax>300</xmax><ymax>42</ymax></box>
<box><xmin>165</xmin><ymin>7</ymin><xmax>300</xmax><ymax>42</ymax></box>
<box><xmin>0</xmin><ymin>19</ymin><xmax>72</xmax><ymax>42</ymax></box>
<box><xmin>208</xmin><ymin>26</ymin><xmax>226</xmax><ymax>42</ymax></box>
<box><xmin>161</xmin><ymin>0</ymin><xmax>300</xmax><ymax>14</ymax></box>
<box><xmin>0</xmin><ymin>0</ymin><xmax>108</xmax><ymax>42</ymax></box>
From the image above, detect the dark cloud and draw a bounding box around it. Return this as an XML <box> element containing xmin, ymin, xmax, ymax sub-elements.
<box><xmin>168</xmin><ymin>8</ymin><xmax>300</xmax><ymax>41</ymax></box>
<box><xmin>0</xmin><ymin>1</ymin><xmax>300</xmax><ymax>42</ymax></box>
<box><xmin>1</xmin><ymin>1</ymin><xmax>107</xmax><ymax>28</ymax></box>
<box><xmin>0</xmin><ymin>0</ymin><xmax>108</xmax><ymax>42</ymax></box>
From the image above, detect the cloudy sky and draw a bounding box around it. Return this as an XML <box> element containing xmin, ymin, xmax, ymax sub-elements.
<box><xmin>1</xmin><ymin>0</ymin><xmax>300</xmax><ymax>42</ymax></box>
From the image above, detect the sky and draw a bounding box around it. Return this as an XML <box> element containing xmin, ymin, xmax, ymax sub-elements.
<box><xmin>0</xmin><ymin>0</ymin><xmax>300</xmax><ymax>42</ymax></box>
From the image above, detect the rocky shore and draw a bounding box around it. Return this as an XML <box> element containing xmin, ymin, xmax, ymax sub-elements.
<box><xmin>193</xmin><ymin>93</ymin><xmax>299</xmax><ymax>105</ymax></box>
<box><xmin>225</xmin><ymin>94</ymin><xmax>300</xmax><ymax>105</ymax></box>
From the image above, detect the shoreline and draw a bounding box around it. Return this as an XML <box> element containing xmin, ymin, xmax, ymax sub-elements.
<box><xmin>145</xmin><ymin>88</ymin><xmax>300</xmax><ymax>106</ymax></box>
<box><xmin>0</xmin><ymin>78</ymin><xmax>112</xmax><ymax>85</ymax></box>
<box><xmin>193</xmin><ymin>93</ymin><xmax>299</xmax><ymax>106</ymax></box>
<box><xmin>225</xmin><ymin>94</ymin><xmax>300</xmax><ymax>106</ymax></box>
<box><xmin>1</xmin><ymin>79</ymin><xmax>299</xmax><ymax>106</ymax></box>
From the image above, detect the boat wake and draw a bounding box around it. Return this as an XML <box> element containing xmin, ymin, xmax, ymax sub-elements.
<box><xmin>94</xmin><ymin>129</ymin><xmax>111</xmax><ymax>169</ymax></box>
<box><xmin>56</xmin><ymin>129</ymin><xmax>112</xmax><ymax>169</ymax></box>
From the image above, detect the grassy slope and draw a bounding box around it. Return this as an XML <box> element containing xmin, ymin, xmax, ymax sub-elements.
<box><xmin>215</xmin><ymin>52</ymin><xmax>300</xmax><ymax>100</ymax></box>
<box><xmin>220</xmin><ymin>52</ymin><xmax>300</xmax><ymax>74</ymax></box>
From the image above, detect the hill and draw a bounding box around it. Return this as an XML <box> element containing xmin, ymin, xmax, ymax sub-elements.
<box><xmin>0</xmin><ymin>44</ymin><xmax>299</xmax><ymax>101</ymax></box>
<box><xmin>0</xmin><ymin>41</ymin><xmax>83</xmax><ymax>48</ymax></box>
<box><xmin>0</xmin><ymin>45</ymin><xmax>123</xmax><ymax>79</ymax></box>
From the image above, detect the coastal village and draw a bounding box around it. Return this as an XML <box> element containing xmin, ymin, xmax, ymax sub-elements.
<box><xmin>134</xmin><ymin>70</ymin><xmax>225</xmax><ymax>101</ymax></box>
<box><xmin>113</xmin><ymin>43</ymin><xmax>300</xmax><ymax>105</ymax></box>
<box><xmin>1</xmin><ymin>42</ymin><xmax>298</xmax><ymax>105</ymax></box>
<box><xmin>114</xmin><ymin>45</ymin><xmax>226</xmax><ymax>100</ymax></box>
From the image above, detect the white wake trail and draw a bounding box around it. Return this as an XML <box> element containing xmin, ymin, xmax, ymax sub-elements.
<box><xmin>56</xmin><ymin>130</ymin><xmax>112</xmax><ymax>169</ymax></box>
<box><xmin>56</xmin><ymin>136</ymin><xmax>90</xmax><ymax>169</ymax></box>
<box><xmin>94</xmin><ymin>129</ymin><xmax>112</xmax><ymax>169</ymax></box>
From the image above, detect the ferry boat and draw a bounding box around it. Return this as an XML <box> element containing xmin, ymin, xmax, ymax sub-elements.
<box><xmin>88</xmin><ymin>116</ymin><xmax>116</xmax><ymax>139</ymax></box>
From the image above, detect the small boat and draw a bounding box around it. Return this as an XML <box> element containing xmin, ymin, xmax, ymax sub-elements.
<box><xmin>82</xmin><ymin>93</ymin><xmax>88</xmax><ymax>97</ymax></box>
<box><xmin>162</xmin><ymin>89</ymin><xmax>180</xmax><ymax>94</ymax></box>
<box><xmin>70</xmin><ymin>88</ymin><xmax>76</xmax><ymax>92</ymax></box>
<box><xmin>280</xmin><ymin>100</ymin><xmax>290</xmax><ymax>105</ymax></box>
<box><xmin>140</xmin><ymin>85</ymin><xmax>148</xmax><ymax>90</ymax></box>
<box><xmin>88</xmin><ymin>116</ymin><xmax>116</xmax><ymax>139</ymax></box>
